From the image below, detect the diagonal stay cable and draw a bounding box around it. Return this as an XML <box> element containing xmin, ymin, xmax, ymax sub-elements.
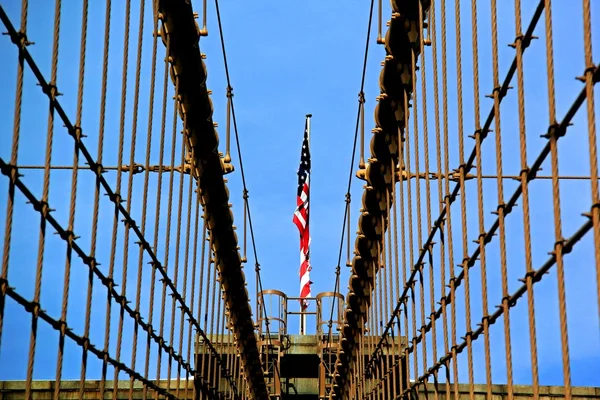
<box><xmin>366</xmin><ymin>201</ymin><xmax>595</xmax><ymax>399</ymax></box>
<box><xmin>0</xmin><ymin>277</ymin><xmax>180</xmax><ymax>399</ymax></box>
<box><xmin>0</xmin><ymin>156</ymin><xmax>222</xmax><ymax>400</ymax></box>
<box><xmin>369</xmin><ymin>62</ymin><xmax>600</xmax><ymax>386</ymax></box>
<box><xmin>393</xmin><ymin>210</ymin><xmax>595</xmax><ymax>399</ymax></box>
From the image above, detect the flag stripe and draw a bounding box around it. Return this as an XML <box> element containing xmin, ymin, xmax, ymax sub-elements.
<box><xmin>293</xmin><ymin>118</ymin><xmax>311</xmax><ymax>309</ymax></box>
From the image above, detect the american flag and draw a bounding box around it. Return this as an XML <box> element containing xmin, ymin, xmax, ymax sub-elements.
<box><xmin>293</xmin><ymin>117</ymin><xmax>312</xmax><ymax>309</ymax></box>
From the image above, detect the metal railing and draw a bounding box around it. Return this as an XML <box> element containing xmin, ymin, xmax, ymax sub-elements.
<box><xmin>256</xmin><ymin>290</ymin><xmax>344</xmax><ymax>338</ymax></box>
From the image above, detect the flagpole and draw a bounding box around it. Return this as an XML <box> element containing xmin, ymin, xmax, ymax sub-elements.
<box><xmin>303</xmin><ymin>114</ymin><xmax>312</xmax><ymax>335</ymax></box>
<box><xmin>306</xmin><ymin>114</ymin><xmax>311</xmax><ymax>145</ymax></box>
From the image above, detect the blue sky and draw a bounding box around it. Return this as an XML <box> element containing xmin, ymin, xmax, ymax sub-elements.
<box><xmin>0</xmin><ymin>0</ymin><xmax>599</xmax><ymax>391</ymax></box>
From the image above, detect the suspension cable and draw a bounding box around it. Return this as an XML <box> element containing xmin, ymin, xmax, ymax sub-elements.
<box><xmin>323</xmin><ymin>0</ymin><xmax>376</xmax><ymax>364</ymax></box>
<box><xmin>213</xmin><ymin>0</ymin><xmax>283</xmax><ymax>387</ymax></box>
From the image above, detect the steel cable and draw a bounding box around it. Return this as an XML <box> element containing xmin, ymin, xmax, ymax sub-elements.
<box><xmin>0</xmin><ymin>4</ymin><xmax>234</xmax><ymax>398</ymax></box>
<box><xmin>363</xmin><ymin>0</ymin><xmax>553</xmax><ymax>375</ymax></box>
<box><xmin>323</xmin><ymin>0</ymin><xmax>376</xmax><ymax>376</ymax></box>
